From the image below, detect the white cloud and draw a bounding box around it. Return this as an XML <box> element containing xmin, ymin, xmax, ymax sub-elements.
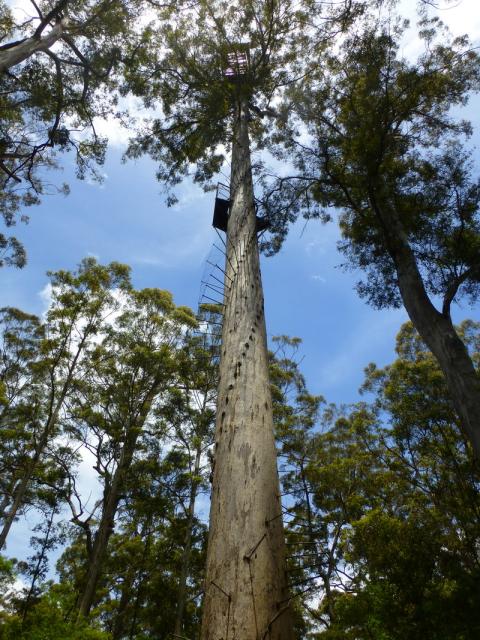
<box><xmin>311</xmin><ymin>274</ymin><xmax>326</xmax><ymax>283</ymax></box>
<box><xmin>305</xmin><ymin>238</ymin><xmax>328</xmax><ymax>255</ymax></box>
<box><xmin>38</xmin><ymin>283</ymin><xmax>53</xmax><ymax>317</ymax></box>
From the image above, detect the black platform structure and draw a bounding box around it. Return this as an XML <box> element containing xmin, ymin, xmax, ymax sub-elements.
<box><xmin>212</xmin><ymin>181</ymin><xmax>269</xmax><ymax>234</ymax></box>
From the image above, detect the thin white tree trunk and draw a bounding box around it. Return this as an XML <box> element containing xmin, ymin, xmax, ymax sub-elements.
<box><xmin>174</xmin><ymin>445</ymin><xmax>202</xmax><ymax>636</ymax></box>
<box><xmin>0</xmin><ymin>20</ymin><xmax>68</xmax><ymax>72</ymax></box>
<box><xmin>200</xmin><ymin>99</ymin><xmax>294</xmax><ymax>639</ymax></box>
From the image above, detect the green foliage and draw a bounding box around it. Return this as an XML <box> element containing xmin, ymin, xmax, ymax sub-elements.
<box><xmin>0</xmin><ymin>0</ymin><xmax>147</xmax><ymax>266</ymax></box>
<box><xmin>0</xmin><ymin>257</ymin><xmax>217</xmax><ymax>636</ymax></box>
<box><xmin>0</xmin><ymin>259</ymin><xmax>134</xmax><ymax>550</ymax></box>
<box><xmin>3</xmin><ymin>269</ymin><xmax>480</xmax><ymax>639</ymax></box>
<box><xmin>1</xmin><ymin>589</ymin><xmax>110</xmax><ymax>639</ymax></box>
<box><xmin>286</xmin><ymin>322</ymin><xmax>480</xmax><ymax>638</ymax></box>
<box><xmin>269</xmin><ymin>16</ymin><xmax>480</xmax><ymax>311</ymax></box>
<box><xmin>124</xmin><ymin>0</ymin><xmax>364</xmax><ymax>203</ymax></box>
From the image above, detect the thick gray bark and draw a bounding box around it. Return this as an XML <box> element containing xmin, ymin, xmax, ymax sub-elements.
<box><xmin>0</xmin><ymin>20</ymin><xmax>68</xmax><ymax>72</ymax></box>
<box><xmin>373</xmin><ymin>198</ymin><xmax>480</xmax><ymax>457</ymax></box>
<box><xmin>200</xmin><ymin>100</ymin><xmax>294</xmax><ymax>639</ymax></box>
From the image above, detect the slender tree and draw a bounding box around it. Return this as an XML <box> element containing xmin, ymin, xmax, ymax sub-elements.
<box><xmin>0</xmin><ymin>259</ymin><xmax>131</xmax><ymax>549</ymax></box>
<box><xmin>62</xmin><ymin>287</ymin><xmax>197</xmax><ymax>619</ymax></box>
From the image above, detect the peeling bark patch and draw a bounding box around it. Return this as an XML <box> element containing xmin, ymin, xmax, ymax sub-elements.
<box><xmin>239</xmin><ymin>442</ymin><xmax>252</xmax><ymax>470</ymax></box>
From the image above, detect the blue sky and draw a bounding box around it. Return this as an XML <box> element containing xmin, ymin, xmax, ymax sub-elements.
<box><xmin>2</xmin><ymin>0</ymin><xmax>479</xmax><ymax>405</ymax></box>
<box><xmin>2</xmin><ymin>146</ymin><xmax>411</xmax><ymax>406</ymax></box>
<box><xmin>2</xmin><ymin>0</ymin><xmax>480</xmax><ymax>567</ymax></box>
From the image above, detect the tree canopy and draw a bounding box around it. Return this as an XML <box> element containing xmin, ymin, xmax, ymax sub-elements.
<box><xmin>0</xmin><ymin>0</ymin><xmax>147</xmax><ymax>266</ymax></box>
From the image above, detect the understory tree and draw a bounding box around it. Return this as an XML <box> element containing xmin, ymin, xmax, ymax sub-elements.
<box><xmin>0</xmin><ymin>258</ymin><xmax>131</xmax><ymax>550</ymax></box>
<box><xmin>0</xmin><ymin>259</ymin><xmax>217</xmax><ymax>637</ymax></box>
<box><xmin>276</xmin><ymin>323</ymin><xmax>480</xmax><ymax>638</ymax></box>
<box><xmin>64</xmin><ymin>287</ymin><xmax>197</xmax><ymax>620</ymax></box>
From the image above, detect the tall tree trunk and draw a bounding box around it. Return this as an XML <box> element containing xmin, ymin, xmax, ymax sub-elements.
<box><xmin>76</xmin><ymin>432</ymin><xmax>138</xmax><ymax>620</ymax></box>
<box><xmin>174</xmin><ymin>445</ymin><xmax>202</xmax><ymax>636</ymax></box>
<box><xmin>76</xmin><ymin>385</ymin><xmax>160</xmax><ymax>620</ymax></box>
<box><xmin>22</xmin><ymin>506</ymin><xmax>57</xmax><ymax>621</ymax></box>
<box><xmin>0</xmin><ymin>19</ymin><xmax>68</xmax><ymax>72</ymax></box>
<box><xmin>373</xmin><ymin>198</ymin><xmax>480</xmax><ymax>457</ymax></box>
<box><xmin>200</xmin><ymin>99</ymin><xmax>294</xmax><ymax>639</ymax></box>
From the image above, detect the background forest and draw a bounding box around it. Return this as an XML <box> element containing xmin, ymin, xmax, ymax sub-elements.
<box><xmin>1</xmin><ymin>0</ymin><xmax>480</xmax><ymax>638</ymax></box>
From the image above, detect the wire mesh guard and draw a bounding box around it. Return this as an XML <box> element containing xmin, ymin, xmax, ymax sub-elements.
<box><xmin>196</xmin><ymin>243</ymin><xmax>226</xmax><ymax>367</ymax></box>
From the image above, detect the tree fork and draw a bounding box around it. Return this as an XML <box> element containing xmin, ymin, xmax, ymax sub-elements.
<box><xmin>200</xmin><ymin>98</ymin><xmax>294</xmax><ymax>639</ymax></box>
<box><xmin>0</xmin><ymin>19</ymin><xmax>68</xmax><ymax>72</ymax></box>
<box><xmin>374</xmin><ymin>200</ymin><xmax>480</xmax><ymax>458</ymax></box>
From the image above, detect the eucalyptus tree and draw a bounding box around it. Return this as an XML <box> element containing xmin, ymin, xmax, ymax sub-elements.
<box><xmin>0</xmin><ymin>258</ymin><xmax>131</xmax><ymax>549</ymax></box>
<box><xmin>60</xmin><ymin>286</ymin><xmax>197</xmax><ymax>619</ymax></box>
<box><xmin>125</xmin><ymin>1</ymin><xmax>366</xmax><ymax>635</ymax></box>
<box><xmin>0</xmin><ymin>0</ymin><xmax>146</xmax><ymax>266</ymax></box>
<box><xmin>0</xmin><ymin>307</ymin><xmax>43</xmax><ymax>523</ymax></box>
<box><xmin>268</xmin><ymin>323</ymin><xmax>480</xmax><ymax>637</ymax></box>
<box><xmin>163</xmin><ymin>329</ymin><xmax>218</xmax><ymax>637</ymax></box>
<box><xmin>265</xmin><ymin>16</ymin><xmax>480</xmax><ymax>456</ymax></box>
<box><xmin>316</xmin><ymin>323</ymin><xmax>480</xmax><ymax>639</ymax></box>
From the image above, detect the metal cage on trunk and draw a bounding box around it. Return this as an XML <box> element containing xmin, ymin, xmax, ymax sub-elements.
<box><xmin>224</xmin><ymin>44</ymin><xmax>250</xmax><ymax>81</ymax></box>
